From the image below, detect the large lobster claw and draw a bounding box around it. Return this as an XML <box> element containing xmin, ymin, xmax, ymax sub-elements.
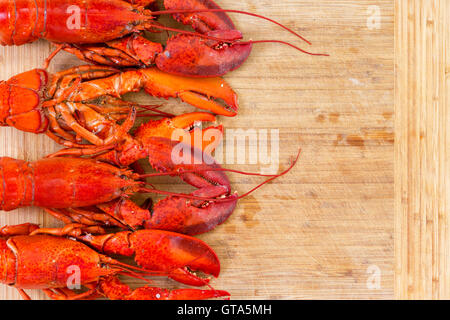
<box><xmin>99</xmin><ymin>276</ymin><xmax>230</xmax><ymax>300</ymax></box>
<box><xmin>146</xmin><ymin>190</ymin><xmax>237</xmax><ymax>235</ymax></box>
<box><xmin>85</xmin><ymin>229</ymin><xmax>222</xmax><ymax>286</ymax></box>
<box><xmin>135</xmin><ymin>112</ymin><xmax>223</xmax><ymax>153</ymax></box>
<box><xmin>164</xmin><ymin>0</ymin><xmax>236</xmax><ymax>33</ymax></box>
<box><xmin>157</xmin><ymin>0</ymin><xmax>252</xmax><ymax>77</ymax></box>
<box><xmin>139</xmin><ymin>68</ymin><xmax>239</xmax><ymax>116</ymax></box>
<box><xmin>155</xmin><ymin>31</ymin><xmax>252</xmax><ymax>77</ymax></box>
<box><xmin>143</xmin><ymin>137</ymin><xmax>238</xmax><ymax>235</ymax></box>
<box><xmin>145</xmin><ymin>137</ymin><xmax>231</xmax><ymax>192</ymax></box>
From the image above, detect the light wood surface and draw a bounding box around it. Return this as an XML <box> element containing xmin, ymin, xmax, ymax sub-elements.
<box><xmin>395</xmin><ymin>0</ymin><xmax>449</xmax><ymax>300</ymax></box>
<box><xmin>0</xmin><ymin>0</ymin><xmax>445</xmax><ymax>300</ymax></box>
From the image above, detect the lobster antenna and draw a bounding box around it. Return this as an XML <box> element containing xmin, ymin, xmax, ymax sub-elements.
<box><xmin>224</xmin><ymin>148</ymin><xmax>301</xmax><ymax>202</ymax></box>
<box><xmin>137</xmin><ymin>105</ymin><xmax>175</xmax><ymax>118</ymax></box>
<box><xmin>140</xmin><ymin>149</ymin><xmax>301</xmax><ymax>202</ymax></box>
<box><xmin>108</xmin><ymin>259</ymin><xmax>171</xmax><ymax>278</ymax></box>
<box><xmin>237</xmin><ymin>40</ymin><xmax>329</xmax><ymax>56</ymax></box>
<box><xmin>149</xmin><ymin>9</ymin><xmax>312</xmax><ymax>45</ymax></box>
<box><xmin>140</xmin><ymin>186</ymin><xmax>230</xmax><ymax>202</ymax></box>
<box><xmin>140</xmin><ymin>167</ymin><xmax>280</xmax><ymax>178</ymax></box>
<box><xmin>43</xmin><ymin>44</ymin><xmax>67</xmax><ymax>69</ymax></box>
<box><xmin>147</xmin><ymin>24</ymin><xmax>328</xmax><ymax>57</ymax></box>
<box><xmin>139</xmin><ymin>149</ymin><xmax>302</xmax><ymax>178</ymax></box>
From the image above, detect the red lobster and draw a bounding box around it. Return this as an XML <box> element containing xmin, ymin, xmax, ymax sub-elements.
<box><xmin>0</xmin><ymin>148</ymin><xmax>238</xmax><ymax>235</ymax></box>
<box><xmin>0</xmin><ymin>223</ymin><xmax>229</xmax><ymax>300</ymax></box>
<box><xmin>0</xmin><ymin>63</ymin><xmax>238</xmax><ymax>148</ymax></box>
<box><xmin>0</xmin><ymin>0</ymin><xmax>326</xmax><ymax>77</ymax></box>
<box><xmin>0</xmin><ymin>0</ymin><xmax>253</xmax><ymax>77</ymax></box>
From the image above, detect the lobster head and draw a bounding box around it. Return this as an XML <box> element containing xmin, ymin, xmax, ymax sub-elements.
<box><xmin>0</xmin><ymin>69</ymin><xmax>49</xmax><ymax>133</ymax></box>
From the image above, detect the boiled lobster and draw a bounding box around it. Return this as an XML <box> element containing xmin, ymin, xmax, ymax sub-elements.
<box><xmin>0</xmin><ymin>0</ymin><xmax>327</xmax><ymax>77</ymax></box>
<box><xmin>0</xmin><ymin>143</ymin><xmax>239</xmax><ymax>234</ymax></box>
<box><xmin>0</xmin><ymin>0</ymin><xmax>253</xmax><ymax>77</ymax></box>
<box><xmin>0</xmin><ymin>62</ymin><xmax>238</xmax><ymax>148</ymax></box>
<box><xmin>0</xmin><ymin>223</ymin><xmax>229</xmax><ymax>300</ymax></box>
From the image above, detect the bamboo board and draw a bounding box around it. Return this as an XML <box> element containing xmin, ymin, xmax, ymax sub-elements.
<box><xmin>0</xmin><ymin>0</ymin><xmax>441</xmax><ymax>300</ymax></box>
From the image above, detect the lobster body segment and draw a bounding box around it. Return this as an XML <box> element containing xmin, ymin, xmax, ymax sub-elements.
<box><xmin>0</xmin><ymin>157</ymin><xmax>139</xmax><ymax>211</ymax></box>
<box><xmin>0</xmin><ymin>69</ymin><xmax>49</xmax><ymax>133</ymax></box>
<box><xmin>0</xmin><ymin>0</ymin><xmax>147</xmax><ymax>46</ymax></box>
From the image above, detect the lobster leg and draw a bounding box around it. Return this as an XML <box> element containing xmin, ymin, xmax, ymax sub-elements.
<box><xmin>43</xmin><ymin>207</ymin><xmax>129</xmax><ymax>229</ymax></box>
<box><xmin>46</xmin><ymin>65</ymin><xmax>119</xmax><ymax>101</ymax></box>
<box><xmin>43</xmin><ymin>287</ymin><xmax>99</xmax><ymax>300</ymax></box>
<box><xmin>99</xmin><ymin>276</ymin><xmax>229</xmax><ymax>300</ymax></box>
<box><xmin>95</xmin><ymin>112</ymin><xmax>223</xmax><ymax>165</ymax></box>
<box><xmin>96</xmin><ymin>199</ymin><xmax>153</xmax><ymax>230</ymax></box>
<box><xmin>50</xmin><ymin>103</ymin><xmax>136</xmax><ymax>147</ymax></box>
<box><xmin>0</xmin><ymin>223</ymin><xmax>39</xmax><ymax>237</ymax></box>
<box><xmin>62</xmin><ymin>34</ymin><xmax>163</xmax><ymax>68</ymax></box>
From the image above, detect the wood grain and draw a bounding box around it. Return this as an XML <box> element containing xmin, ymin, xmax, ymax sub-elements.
<box><xmin>395</xmin><ymin>0</ymin><xmax>449</xmax><ymax>300</ymax></box>
<box><xmin>0</xmin><ymin>0</ymin><xmax>396</xmax><ymax>299</ymax></box>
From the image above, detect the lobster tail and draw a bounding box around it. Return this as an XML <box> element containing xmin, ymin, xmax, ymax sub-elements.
<box><xmin>0</xmin><ymin>69</ymin><xmax>49</xmax><ymax>133</ymax></box>
<box><xmin>0</xmin><ymin>158</ymin><xmax>33</xmax><ymax>211</ymax></box>
<box><xmin>0</xmin><ymin>0</ymin><xmax>41</xmax><ymax>45</ymax></box>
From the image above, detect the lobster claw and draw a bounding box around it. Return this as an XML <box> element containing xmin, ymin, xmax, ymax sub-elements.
<box><xmin>132</xmin><ymin>230</ymin><xmax>221</xmax><ymax>286</ymax></box>
<box><xmin>145</xmin><ymin>137</ymin><xmax>231</xmax><ymax>192</ymax></box>
<box><xmin>135</xmin><ymin>112</ymin><xmax>223</xmax><ymax>152</ymax></box>
<box><xmin>87</xmin><ymin>230</ymin><xmax>222</xmax><ymax>286</ymax></box>
<box><xmin>146</xmin><ymin>193</ymin><xmax>238</xmax><ymax>235</ymax></box>
<box><xmin>157</xmin><ymin>0</ymin><xmax>252</xmax><ymax>77</ymax></box>
<box><xmin>143</xmin><ymin>137</ymin><xmax>237</xmax><ymax>234</ymax></box>
<box><xmin>163</xmin><ymin>0</ymin><xmax>236</xmax><ymax>33</ymax></box>
<box><xmin>140</xmin><ymin>68</ymin><xmax>239</xmax><ymax>116</ymax></box>
<box><xmin>156</xmin><ymin>31</ymin><xmax>252</xmax><ymax>77</ymax></box>
<box><xmin>99</xmin><ymin>276</ymin><xmax>230</xmax><ymax>300</ymax></box>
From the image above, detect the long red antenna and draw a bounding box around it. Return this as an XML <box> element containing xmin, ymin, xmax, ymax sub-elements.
<box><xmin>219</xmin><ymin>148</ymin><xmax>301</xmax><ymax>202</ymax></box>
<box><xmin>147</xmin><ymin>24</ymin><xmax>328</xmax><ymax>57</ymax></box>
<box><xmin>237</xmin><ymin>40</ymin><xmax>329</xmax><ymax>56</ymax></box>
<box><xmin>150</xmin><ymin>9</ymin><xmax>312</xmax><ymax>45</ymax></box>
<box><xmin>140</xmin><ymin>149</ymin><xmax>301</xmax><ymax>202</ymax></box>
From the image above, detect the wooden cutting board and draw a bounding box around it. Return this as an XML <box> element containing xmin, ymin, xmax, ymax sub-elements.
<box><xmin>0</xmin><ymin>0</ymin><xmax>447</xmax><ymax>300</ymax></box>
